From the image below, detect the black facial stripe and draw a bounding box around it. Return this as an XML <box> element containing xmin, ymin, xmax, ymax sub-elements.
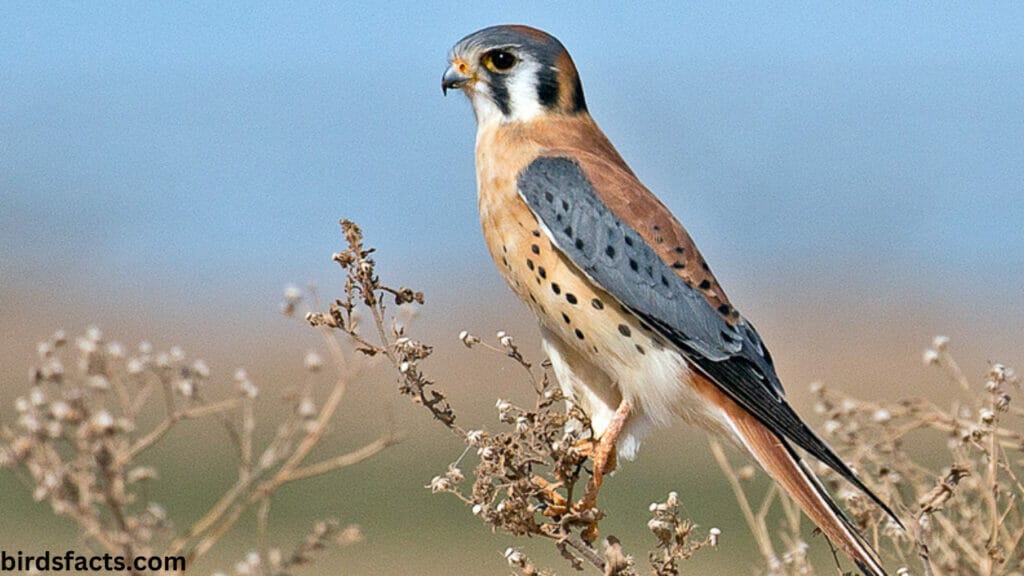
<box><xmin>489</xmin><ymin>73</ymin><xmax>512</xmax><ymax>116</ymax></box>
<box><xmin>454</xmin><ymin>26</ymin><xmax>589</xmax><ymax>117</ymax></box>
<box><xmin>570</xmin><ymin>74</ymin><xmax>587</xmax><ymax>113</ymax></box>
<box><xmin>536</xmin><ymin>65</ymin><xmax>559</xmax><ymax>108</ymax></box>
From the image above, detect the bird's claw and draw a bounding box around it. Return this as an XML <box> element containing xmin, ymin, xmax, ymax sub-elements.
<box><xmin>532</xmin><ymin>476</ymin><xmax>569</xmax><ymax>517</ymax></box>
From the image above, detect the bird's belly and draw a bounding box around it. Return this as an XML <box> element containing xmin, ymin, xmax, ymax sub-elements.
<box><xmin>478</xmin><ymin>191</ymin><xmax>730</xmax><ymax>447</ymax></box>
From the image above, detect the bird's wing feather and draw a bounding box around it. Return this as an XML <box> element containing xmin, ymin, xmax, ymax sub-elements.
<box><xmin>517</xmin><ymin>155</ymin><xmax>899</xmax><ymax>523</ymax></box>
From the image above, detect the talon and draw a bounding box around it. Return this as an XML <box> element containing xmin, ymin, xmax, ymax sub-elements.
<box><xmin>573</xmin><ymin>437</ymin><xmax>597</xmax><ymax>459</ymax></box>
<box><xmin>573</xmin><ymin>502</ymin><xmax>605</xmax><ymax>543</ymax></box>
<box><xmin>532</xmin><ymin>475</ymin><xmax>568</xmax><ymax>517</ymax></box>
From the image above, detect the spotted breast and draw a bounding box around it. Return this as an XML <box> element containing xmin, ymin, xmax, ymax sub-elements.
<box><xmin>475</xmin><ymin>118</ymin><xmax>734</xmax><ymax>459</ymax></box>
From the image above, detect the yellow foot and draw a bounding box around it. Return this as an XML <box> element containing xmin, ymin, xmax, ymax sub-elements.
<box><xmin>581</xmin><ymin>518</ymin><xmax>600</xmax><ymax>544</ymax></box>
<box><xmin>573</xmin><ymin>437</ymin><xmax>597</xmax><ymax>459</ymax></box>
<box><xmin>532</xmin><ymin>476</ymin><xmax>569</xmax><ymax>517</ymax></box>
<box><xmin>573</xmin><ymin>443</ymin><xmax>615</xmax><ymax>543</ymax></box>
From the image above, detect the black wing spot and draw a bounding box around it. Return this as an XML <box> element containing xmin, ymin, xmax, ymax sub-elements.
<box><xmin>645</xmin><ymin>265</ymin><xmax>653</xmax><ymax>278</ymax></box>
<box><xmin>628</xmin><ymin>259</ymin><xmax>639</xmax><ymax>272</ymax></box>
<box><xmin>661</xmin><ymin>275</ymin><xmax>671</xmax><ymax>288</ymax></box>
<box><xmin>750</xmin><ymin>363</ymin><xmax>766</xmax><ymax>380</ymax></box>
<box><xmin>551</xmin><ymin>283</ymin><xmax>561</xmax><ymax>295</ymax></box>
<box><xmin>566</xmin><ymin>293</ymin><xmax>578</xmax><ymax>305</ymax></box>
<box><xmin>717</xmin><ymin>304</ymin><xmax>731</xmax><ymax>316</ymax></box>
<box><xmin>531</xmin><ymin>244</ymin><xmax>540</xmax><ymax>255</ymax></box>
<box><xmin>672</xmin><ymin>261</ymin><xmax>685</xmax><ymax>269</ymax></box>
<box><xmin>574</xmin><ymin>328</ymin><xmax>585</xmax><ymax>340</ymax></box>
<box><xmin>574</xmin><ymin>238</ymin><xmax>584</xmax><ymax>250</ymax></box>
<box><xmin>635</xmin><ymin>344</ymin><xmax>646</xmax><ymax>355</ymax></box>
<box><xmin>618</xmin><ymin>324</ymin><xmax>631</xmax><ymax>337</ymax></box>
<box><xmin>592</xmin><ymin>299</ymin><xmax>604</xmax><ymax>310</ymax></box>
<box><xmin>699</xmin><ymin>279</ymin><xmax>712</xmax><ymax>290</ymax></box>
<box><xmin>674</xmin><ymin>246</ymin><xmax>685</xmax><ymax>254</ymax></box>
<box><xmin>562</xmin><ymin>312</ymin><xmax>571</xmax><ymax>324</ymax></box>
<box><xmin>624</xmin><ymin>235</ymin><xmax>634</xmax><ymax>247</ymax></box>
<box><xmin>538</xmin><ymin>266</ymin><xmax>547</xmax><ymax>279</ymax></box>
<box><xmin>564</xmin><ymin>225</ymin><xmax>573</xmax><ymax>237</ymax></box>
<box><xmin>561</xmin><ymin>199</ymin><xmax>570</xmax><ymax>211</ymax></box>
<box><xmin>544</xmin><ymin>191</ymin><xmax>554</xmax><ymax>203</ymax></box>
<box><xmin>701</xmin><ymin>261</ymin><xmax>710</xmax><ymax>271</ymax></box>
<box><xmin>605</xmin><ymin>245</ymin><xmax>616</xmax><ymax>258</ymax></box>
<box><xmin>532</xmin><ymin>229</ymin><xmax>541</xmax><ymax>237</ymax></box>
<box><xmin>527</xmin><ymin>259</ymin><xmax>535</xmax><ymax>270</ymax></box>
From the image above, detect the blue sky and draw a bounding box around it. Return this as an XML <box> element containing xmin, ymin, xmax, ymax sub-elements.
<box><xmin>3</xmin><ymin>3</ymin><xmax>1022</xmax><ymax>320</ymax></box>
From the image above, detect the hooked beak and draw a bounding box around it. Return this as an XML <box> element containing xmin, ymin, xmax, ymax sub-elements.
<box><xmin>442</xmin><ymin>60</ymin><xmax>472</xmax><ymax>95</ymax></box>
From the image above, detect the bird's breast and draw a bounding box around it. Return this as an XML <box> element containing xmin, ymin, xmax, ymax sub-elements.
<box><xmin>474</xmin><ymin>129</ymin><xmax>696</xmax><ymax>432</ymax></box>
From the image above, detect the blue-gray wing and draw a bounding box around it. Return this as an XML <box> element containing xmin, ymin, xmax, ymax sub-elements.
<box><xmin>517</xmin><ymin>156</ymin><xmax>896</xmax><ymax>521</ymax></box>
<box><xmin>517</xmin><ymin>156</ymin><xmax>776</xmax><ymax>388</ymax></box>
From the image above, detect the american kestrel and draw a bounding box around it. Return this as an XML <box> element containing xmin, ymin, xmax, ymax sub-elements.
<box><xmin>443</xmin><ymin>25</ymin><xmax>898</xmax><ymax>575</ymax></box>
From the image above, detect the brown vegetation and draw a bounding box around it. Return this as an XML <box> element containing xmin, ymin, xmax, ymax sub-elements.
<box><xmin>3</xmin><ymin>220</ymin><xmax>1021</xmax><ymax>575</ymax></box>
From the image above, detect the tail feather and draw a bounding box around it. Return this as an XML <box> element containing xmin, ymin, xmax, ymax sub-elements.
<box><xmin>727</xmin><ymin>404</ymin><xmax>887</xmax><ymax>576</ymax></box>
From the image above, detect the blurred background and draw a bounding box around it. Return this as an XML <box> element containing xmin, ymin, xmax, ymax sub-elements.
<box><xmin>2</xmin><ymin>3</ymin><xmax>1022</xmax><ymax>574</ymax></box>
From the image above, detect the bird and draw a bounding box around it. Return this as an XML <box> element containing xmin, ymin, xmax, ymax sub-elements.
<box><xmin>442</xmin><ymin>25</ymin><xmax>900</xmax><ymax>575</ymax></box>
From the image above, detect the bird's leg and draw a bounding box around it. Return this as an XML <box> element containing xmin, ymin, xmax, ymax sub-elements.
<box><xmin>576</xmin><ymin>399</ymin><xmax>631</xmax><ymax>542</ymax></box>
<box><xmin>581</xmin><ymin>399</ymin><xmax>631</xmax><ymax>505</ymax></box>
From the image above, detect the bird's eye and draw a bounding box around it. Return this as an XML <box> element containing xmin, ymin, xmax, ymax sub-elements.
<box><xmin>484</xmin><ymin>50</ymin><xmax>517</xmax><ymax>72</ymax></box>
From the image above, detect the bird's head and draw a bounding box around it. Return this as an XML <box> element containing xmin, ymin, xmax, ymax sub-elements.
<box><xmin>443</xmin><ymin>25</ymin><xmax>587</xmax><ymax>126</ymax></box>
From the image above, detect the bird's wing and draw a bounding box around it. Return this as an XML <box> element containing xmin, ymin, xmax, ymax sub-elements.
<box><xmin>517</xmin><ymin>155</ymin><xmax>898</xmax><ymax>523</ymax></box>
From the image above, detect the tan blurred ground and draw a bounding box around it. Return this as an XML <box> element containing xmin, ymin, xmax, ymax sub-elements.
<box><xmin>1</xmin><ymin>270</ymin><xmax>1020</xmax><ymax>575</ymax></box>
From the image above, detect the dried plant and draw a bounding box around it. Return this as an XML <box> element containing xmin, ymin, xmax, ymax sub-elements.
<box><xmin>313</xmin><ymin>220</ymin><xmax>720</xmax><ymax>575</ymax></box>
<box><xmin>704</xmin><ymin>337</ymin><xmax>1023</xmax><ymax>576</ymax></box>
<box><xmin>5</xmin><ymin>219</ymin><xmax>1021</xmax><ymax>576</ymax></box>
<box><xmin>1</xmin><ymin>288</ymin><xmax>398</xmax><ymax>574</ymax></box>
<box><xmin>810</xmin><ymin>338</ymin><xmax>1023</xmax><ymax>575</ymax></box>
<box><xmin>314</xmin><ymin>220</ymin><xmax>1023</xmax><ymax>575</ymax></box>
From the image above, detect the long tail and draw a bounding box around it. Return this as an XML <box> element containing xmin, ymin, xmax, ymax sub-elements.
<box><xmin>725</xmin><ymin>399</ymin><xmax>887</xmax><ymax>575</ymax></box>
